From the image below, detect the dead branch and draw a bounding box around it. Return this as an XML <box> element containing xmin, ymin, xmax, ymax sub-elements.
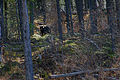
<box><xmin>85</xmin><ymin>38</ymin><xmax>100</xmax><ymax>50</ymax></box>
<box><xmin>50</xmin><ymin>68</ymin><xmax>120</xmax><ymax>79</ymax></box>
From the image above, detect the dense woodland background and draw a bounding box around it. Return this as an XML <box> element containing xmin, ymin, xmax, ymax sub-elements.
<box><xmin>0</xmin><ymin>0</ymin><xmax>120</xmax><ymax>80</ymax></box>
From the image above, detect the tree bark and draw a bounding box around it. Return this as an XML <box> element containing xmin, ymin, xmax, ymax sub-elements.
<box><xmin>75</xmin><ymin>0</ymin><xmax>84</xmax><ymax>38</ymax></box>
<box><xmin>65</xmin><ymin>0</ymin><xmax>70</xmax><ymax>34</ymax></box>
<box><xmin>84</xmin><ymin>0</ymin><xmax>89</xmax><ymax>9</ymax></box>
<box><xmin>15</xmin><ymin>0</ymin><xmax>21</xmax><ymax>41</ymax></box>
<box><xmin>4</xmin><ymin>0</ymin><xmax>8</xmax><ymax>41</ymax></box>
<box><xmin>0</xmin><ymin>0</ymin><xmax>4</xmax><ymax>62</ymax></box>
<box><xmin>41</xmin><ymin>0</ymin><xmax>46</xmax><ymax>24</ymax></box>
<box><xmin>106</xmin><ymin>0</ymin><xmax>115</xmax><ymax>52</ymax></box>
<box><xmin>68</xmin><ymin>0</ymin><xmax>74</xmax><ymax>34</ymax></box>
<box><xmin>21</xmin><ymin>0</ymin><xmax>34</xmax><ymax>80</ymax></box>
<box><xmin>89</xmin><ymin>0</ymin><xmax>98</xmax><ymax>34</ymax></box>
<box><xmin>115</xmin><ymin>0</ymin><xmax>120</xmax><ymax>33</ymax></box>
<box><xmin>18</xmin><ymin>0</ymin><xmax>23</xmax><ymax>40</ymax></box>
<box><xmin>30</xmin><ymin>1</ymin><xmax>34</xmax><ymax>35</ymax></box>
<box><xmin>56</xmin><ymin>0</ymin><xmax>63</xmax><ymax>40</ymax></box>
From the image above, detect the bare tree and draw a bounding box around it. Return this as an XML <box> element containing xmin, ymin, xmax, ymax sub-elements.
<box><xmin>84</xmin><ymin>0</ymin><xmax>89</xmax><ymax>9</ymax></box>
<box><xmin>41</xmin><ymin>0</ymin><xmax>46</xmax><ymax>24</ymax></box>
<box><xmin>106</xmin><ymin>0</ymin><xmax>116</xmax><ymax>52</ymax></box>
<box><xmin>56</xmin><ymin>0</ymin><xmax>63</xmax><ymax>40</ymax></box>
<box><xmin>75</xmin><ymin>0</ymin><xmax>84</xmax><ymax>38</ymax></box>
<box><xmin>68</xmin><ymin>0</ymin><xmax>74</xmax><ymax>34</ymax></box>
<box><xmin>29</xmin><ymin>0</ymin><xmax>34</xmax><ymax>35</ymax></box>
<box><xmin>0</xmin><ymin>0</ymin><xmax>4</xmax><ymax>62</ymax></box>
<box><xmin>4</xmin><ymin>0</ymin><xmax>8</xmax><ymax>41</ymax></box>
<box><xmin>89</xmin><ymin>0</ymin><xmax>98</xmax><ymax>34</ymax></box>
<box><xmin>18</xmin><ymin>0</ymin><xmax>23</xmax><ymax>40</ymax></box>
<box><xmin>65</xmin><ymin>0</ymin><xmax>70</xmax><ymax>34</ymax></box>
<box><xmin>115</xmin><ymin>0</ymin><xmax>120</xmax><ymax>33</ymax></box>
<box><xmin>21</xmin><ymin>0</ymin><xmax>34</xmax><ymax>80</ymax></box>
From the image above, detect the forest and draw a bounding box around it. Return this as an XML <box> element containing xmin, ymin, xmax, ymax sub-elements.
<box><xmin>0</xmin><ymin>0</ymin><xmax>120</xmax><ymax>80</ymax></box>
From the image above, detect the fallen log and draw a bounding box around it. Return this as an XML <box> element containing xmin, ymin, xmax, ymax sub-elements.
<box><xmin>50</xmin><ymin>68</ymin><xmax>120</xmax><ymax>79</ymax></box>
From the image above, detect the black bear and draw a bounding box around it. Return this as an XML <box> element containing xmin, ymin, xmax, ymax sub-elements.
<box><xmin>39</xmin><ymin>25</ymin><xmax>51</xmax><ymax>36</ymax></box>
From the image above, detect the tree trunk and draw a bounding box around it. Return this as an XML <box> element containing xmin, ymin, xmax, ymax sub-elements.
<box><xmin>16</xmin><ymin>0</ymin><xmax>21</xmax><ymax>41</ymax></box>
<box><xmin>75</xmin><ymin>0</ymin><xmax>84</xmax><ymax>38</ymax></box>
<box><xmin>0</xmin><ymin>0</ymin><xmax>4</xmax><ymax>62</ymax></box>
<box><xmin>89</xmin><ymin>0</ymin><xmax>98</xmax><ymax>34</ymax></box>
<box><xmin>4</xmin><ymin>0</ymin><xmax>8</xmax><ymax>42</ymax></box>
<box><xmin>42</xmin><ymin>0</ymin><xmax>46</xmax><ymax>24</ymax></box>
<box><xmin>21</xmin><ymin>0</ymin><xmax>34</xmax><ymax>80</ymax></box>
<box><xmin>0</xmin><ymin>0</ymin><xmax>4</xmax><ymax>40</ymax></box>
<box><xmin>65</xmin><ymin>0</ymin><xmax>70</xmax><ymax>34</ymax></box>
<box><xmin>56</xmin><ymin>0</ymin><xmax>63</xmax><ymax>40</ymax></box>
<box><xmin>70</xmin><ymin>0</ymin><xmax>76</xmax><ymax>12</ymax></box>
<box><xmin>68</xmin><ymin>0</ymin><xmax>74</xmax><ymax>34</ymax></box>
<box><xmin>115</xmin><ymin>0</ymin><xmax>120</xmax><ymax>33</ymax></box>
<box><xmin>18</xmin><ymin>0</ymin><xmax>23</xmax><ymax>40</ymax></box>
<box><xmin>106</xmin><ymin>0</ymin><xmax>115</xmax><ymax>52</ymax></box>
<box><xmin>30</xmin><ymin>1</ymin><xmax>34</xmax><ymax>35</ymax></box>
<box><xmin>84</xmin><ymin>0</ymin><xmax>89</xmax><ymax>9</ymax></box>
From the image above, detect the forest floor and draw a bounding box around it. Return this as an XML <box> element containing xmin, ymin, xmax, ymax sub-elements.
<box><xmin>0</xmin><ymin>33</ymin><xmax>120</xmax><ymax>80</ymax></box>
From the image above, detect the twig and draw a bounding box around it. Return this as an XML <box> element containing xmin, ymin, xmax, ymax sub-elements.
<box><xmin>85</xmin><ymin>38</ymin><xmax>100</xmax><ymax>50</ymax></box>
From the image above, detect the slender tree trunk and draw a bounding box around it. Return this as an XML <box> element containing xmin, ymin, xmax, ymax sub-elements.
<box><xmin>0</xmin><ymin>0</ymin><xmax>4</xmax><ymax>40</ymax></box>
<box><xmin>70</xmin><ymin>0</ymin><xmax>73</xmax><ymax>11</ymax></box>
<box><xmin>0</xmin><ymin>0</ymin><xmax>4</xmax><ymax>62</ymax></box>
<box><xmin>71</xmin><ymin>0</ymin><xmax>76</xmax><ymax>12</ymax></box>
<box><xmin>84</xmin><ymin>0</ymin><xmax>89</xmax><ymax>9</ymax></box>
<box><xmin>42</xmin><ymin>0</ymin><xmax>46</xmax><ymax>24</ymax></box>
<box><xmin>30</xmin><ymin>1</ymin><xmax>34</xmax><ymax>35</ymax></box>
<box><xmin>65</xmin><ymin>0</ymin><xmax>70</xmax><ymax>34</ymax></box>
<box><xmin>4</xmin><ymin>0</ymin><xmax>8</xmax><ymax>42</ymax></box>
<box><xmin>56</xmin><ymin>0</ymin><xmax>63</xmax><ymax>40</ymax></box>
<box><xmin>16</xmin><ymin>0</ymin><xmax>21</xmax><ymax>41</ymax></box>
<box><xmin>21</xmin><ymin>0</ymin><xmax>34</xmax><ymax>80</ymax></box>
<box><xmin>30</xmin><ymin>1</ymin><xmax>34</xmax><ymax>25</ymax></box>
<box><xmin>75</xmin><ymin>0</ymin><xmax>84</xmax><ymax>38</ymax></box>
<box><xmin>106</xmin><ymin>0</ymin><xmax>115</xmax><ymax>52</ymax></box>
<box><xmin>68</xmin><ymin>0</ymin><xmax>74</xmax><ymax>34</ymax></box>
<box><xmin>18</xmin><ymin>0</ymin><xmax>23</xmax><ymax>41</ymax></box>
<box><xmin>115</xmin><ymin>0</ymin><xmax>120</xmax><ymax>33</ymax></box>
<box><xmin>89</xmin><ymin>0</ymin><xmax>98</xmax><ymax>34</ymax></box>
